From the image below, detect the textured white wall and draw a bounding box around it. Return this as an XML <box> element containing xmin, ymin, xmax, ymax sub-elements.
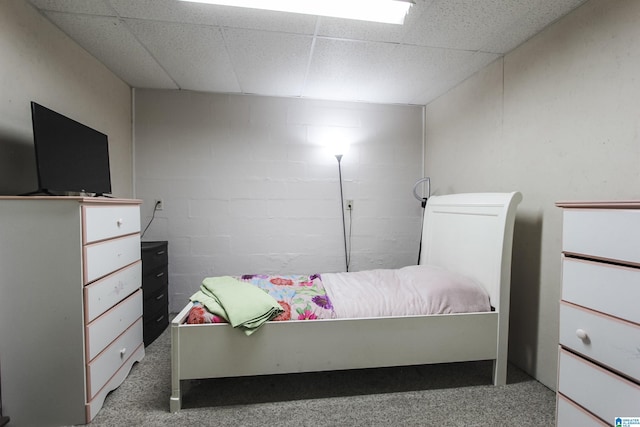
<box><xmin>0</xmin><ymin>0</ymin><xmax>133</xmax><ymax>197</ymax></box>
<box><xmin>134</xmin><ymin>89</ymin><xmax>424</xmax><ymax>312</ymax></box>
<box><xmin>425</xmin><ymin>0</ymin><xmax>640</xmax><ymax>388</ymax></box>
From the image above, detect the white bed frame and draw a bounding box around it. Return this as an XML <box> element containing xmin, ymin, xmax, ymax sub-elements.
<box><xmin>170</xmin><ymin>192</ymin><xmax>522</xmax><ymax>412</ymax></box>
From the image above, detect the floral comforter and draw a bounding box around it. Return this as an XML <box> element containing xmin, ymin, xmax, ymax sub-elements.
<box><xmin>187</xmin><ymin>273</ymin><xmax>336</xmax><ymax>324</ymax></box>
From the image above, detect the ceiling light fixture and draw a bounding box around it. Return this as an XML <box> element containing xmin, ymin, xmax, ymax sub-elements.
<box><xmin>178</xmin><ymin>0</ymin><xmax>415</xmax><ymax>25</ymax></box>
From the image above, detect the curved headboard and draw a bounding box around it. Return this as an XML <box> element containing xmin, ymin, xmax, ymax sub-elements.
<box><xmin>419</xmin><ymin>192</ymin><xmax>522</xmax><ymax>313</ymax></box>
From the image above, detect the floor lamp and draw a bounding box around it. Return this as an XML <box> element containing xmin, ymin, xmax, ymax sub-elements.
<box><xmin>335</xmin><ymin>153</ymin><xmax>349</xmax><ymax>272</ymax></box>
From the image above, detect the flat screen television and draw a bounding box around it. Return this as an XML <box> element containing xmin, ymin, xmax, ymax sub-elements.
<box><xmin>30</xmin><ymin>102</ymin><xmax>112</xmax><ymax>196</ymax></box>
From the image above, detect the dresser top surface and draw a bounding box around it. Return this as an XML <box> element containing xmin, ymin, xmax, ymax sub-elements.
<box><xmin>0</xmin><ymin>196</ymin><xmax>141</xmax><ymax>205</ymax></box>
<box><xmin>556</xmin><ymin>200</ymin><xmax>640</xmax><ymax>209</ymax></box>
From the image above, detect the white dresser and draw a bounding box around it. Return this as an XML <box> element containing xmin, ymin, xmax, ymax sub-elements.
<box><xmin>556</xmin><ymin>201</ymin><xmax>640</xmax><ymax>426</ymax></box>
<box><xmin>0</xmin><ymin>196</ymin><xmax>144</xmax><ymax>426</ymax></box>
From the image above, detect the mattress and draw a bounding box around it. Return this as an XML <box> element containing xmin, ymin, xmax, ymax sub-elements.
<box><xmin>322</xmin><ymin>265</ymin><xmax>491</xmax><ymax>318</ymax></box>
<box><xmin>186</xmin><ymin>265</ymin><xmax>491</xmax><ymax>329</ymax></box>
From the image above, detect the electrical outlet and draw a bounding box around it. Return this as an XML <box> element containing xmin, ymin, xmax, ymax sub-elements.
<box><xmin>346</xmin><ymin>199</ymin><xmax>354</xmax><ymax>210</ymax></box>
<box><xmin>155</xmin><ymin>199</ymin><xmax>164</xmax><ymax>211</ymax></box>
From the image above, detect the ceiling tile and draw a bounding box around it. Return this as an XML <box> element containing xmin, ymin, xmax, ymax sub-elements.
<box><xmin>303</xmin><ymin>38</ymin><xmax>499</xmax><ymax>105</ymax></box>
<box><xmin>404</xmin><ymin>0</ymin><xmax>587</xmax><ymax>54</ymax></box>
<box><xmin>403</xmin><ymin>0</ymin><xmax>520</xmax><ymax>52</ymax></box>
<box><xmin>109</xmin><ymin>0</ymin><xmax>318</xmax><ymax>34</ymax></box>
<box><xmin>316</xmin><ymin>0</ymin><xmax>434</xmax><ymax>44</ymax></box>
<box><xmin>108</xmin><ymin>0</ymin><xmax>222</xmax><ymax>25</ymax></box>
<box><xmin>409</xmin><ymin>50</ymin><xmax>501</xmax><ymax>104</ymax></box>
<box><xmin>126</xmin><ymin>19</ymin><xmax>240</xmax><ymax>93</ymax></box>
<box><xmin>43</xmin><ymin>11</ymin><xmax>177</xmax><ymax>89</ymax></box>
<box><xmin>27</xmin><ymin>0</ymin><xmax>115</xmax><ymax>15</ymax></box>
<box><xmin>223</xmin><ymin>29</ymin><xmax>313</xmax><ymax>97</ymax></box>
<box><xmin>303</xmin><ymin>38</ymin><xmax>397</xmax><ymax>103</ymax></box>
<box><xmin>485</xmin><ymin>0</ymin><xmax>590</xmax><ymax>53</ymax></box>
<box><xmin>213</xmin><ymin>7</ymin><xmax>318</xmax><ymax>35</ymax></box>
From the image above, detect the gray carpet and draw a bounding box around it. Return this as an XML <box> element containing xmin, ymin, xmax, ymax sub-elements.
<box><xmin>85</xmin><ymin>323</ymin><xmax>556</xmax><ymax>426</ymax></box>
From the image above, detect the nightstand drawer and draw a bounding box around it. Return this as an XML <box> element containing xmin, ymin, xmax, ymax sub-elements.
<box><xmin>143</xmin><ymin>266</ymin><xmax>168</xmax><ymax>296</ymax></box>
<box><xmin>143</xmin><ymin>306</ymin><xmax>168</xmax><ymax>346</ymax></box>
<box><xmin>83</xmin><ymin>205</ymin><xmax>140</xmax><ymax>244</ymax></box>
<box><xmin>562</xmin><ymin>257</ymin><xmax>640</xmax><ymax>324</ymax></box>
<box><xmin>85</xmin><ymin>261</ymin><xmax>142</xmax><ymax>323</ymax></box>
<box><xmin>558</xmin><ymin>348</ymin><xmax>640</xmax><ymax>423</ymax></box>
<box><xmin>141</xmin><ymin>241</ymin><xmax>168</xmax><ymax>275</ymax></box>
<box><xmin>562</xmin><ymin>209</ymin><xmax>640</xmax><ymax>264</ymax></box>
<box><xmin>86</xmin><ymin>318</ymin><xmax>143</xmax><ymax>399</ymax></box>
<box><xmin>144</xmin><ymin>286</ymin><xmax>168</xmax><ymax>316</ymax></box>
<box><xmin>559</xmin><ymin>302</ymin><xmax>640</xmax><ymax>381</ymax></box>
<box><xmin>556</xmin><ymin>394</ymin><xmax>608</xmax><ymax>427</ymax></box>
<box><xmin>84</xmin><ymin>234</ymin><xmax>141</xmax><ymax>283</ymax></box>
<box><xmin>86</xmin><ymin>290</ymin><xmax>143</xmax><ymax>360</ymax></box>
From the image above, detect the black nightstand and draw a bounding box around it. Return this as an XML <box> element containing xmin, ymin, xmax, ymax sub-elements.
<box><xmin>141</xmin><ymin>241</ymin><xmax>169</xmax><ymax>346</ymax></box>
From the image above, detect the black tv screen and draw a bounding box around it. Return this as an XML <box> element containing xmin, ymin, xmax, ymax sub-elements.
<box><xmin>31</xmin><ymin>102</ymin><xmax>112</xmax><ymax>196</ymax></box>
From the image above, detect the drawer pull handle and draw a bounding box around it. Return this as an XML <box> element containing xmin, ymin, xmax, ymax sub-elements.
<box><xmin>156</xmin><ymin>315</ymin><xmax>165</xmax><ymax>323</ymax></box>
<box><xmin>576</xmin><ymin>329</ymin><xmax>588</xmax><ymax>340</ymax></box>
<box><xmin>156</xmin><ymin>272</ymin><xmax>165</xmax><ymax>278</ymax></box>
<box><xmin>156</xmin><ymin>293</ymin><xmax>165</xmax><ymax>300</ymax></box>
<box><xmin>156</xmin><ymin>250</ymin><xmax>166</xmax><ymax>255</ymax></box>
<box><xmin>120</xmin><ymin>347</ymin><xmax>127</xmax><ymax>358</ymax></box>
<box><xmin>116</xmin><ymin>218</ymin><xmax>124</xmax><ymax>227</ymax></box>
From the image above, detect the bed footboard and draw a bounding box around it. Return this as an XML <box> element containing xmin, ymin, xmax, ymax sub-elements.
<box><xmin>170</xmin><ymin>306</ymin><xmax>499</xmax><ymax>412</ymax></box>
<box><xmin>170</xmin><ymin>302</ymin><xmax>193</xmax><ymax>413</ymax></box>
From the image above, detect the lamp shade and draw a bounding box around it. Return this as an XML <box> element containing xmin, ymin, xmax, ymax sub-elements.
<box><xmin>327</xmin><ymin>140</ymin><xmax>350</xmax><ymax>158</ymax></box>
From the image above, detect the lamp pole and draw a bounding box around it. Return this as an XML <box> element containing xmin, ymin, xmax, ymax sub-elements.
<box><xmin>335</xmin><ymin>154</ymin><xmax>349</xmax><ymax>272</ymax></box>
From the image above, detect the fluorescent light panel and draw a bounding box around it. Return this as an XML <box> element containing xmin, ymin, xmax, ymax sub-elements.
<box><xmin>178</xmin><ymin>0</ymin><xmax>414</xmax><ymax>25</ymax></box>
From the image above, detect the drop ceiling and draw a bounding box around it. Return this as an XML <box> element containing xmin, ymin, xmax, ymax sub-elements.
<box><xmin>26</xmin><ymin>0</ymin><xmax>588</xmax><ymax>106</ymax></box>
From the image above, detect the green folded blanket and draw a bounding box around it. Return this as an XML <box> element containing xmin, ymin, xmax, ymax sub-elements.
<box><xmin>190</xmin><ymin>276</ymin><xmax>283</xmax><ymax>335</ymax></box>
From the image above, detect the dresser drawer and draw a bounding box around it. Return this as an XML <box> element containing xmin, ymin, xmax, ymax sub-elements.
<box><xmin>85</xmin><ymin>261</ymin><xmax>142</xmax><ymax>323</ymax></box>
<box><xmin>558</xmin><ymin>348</ymin><xmax>640</xmax><ymax>423</ymax></box>
<box><xmin>86</xmin><ymin>318</ymin><xmax>143</xmax><ymax>399</ymax></box>
<box><xmin>84</xmin><ymin>234</ymin><xmax>141</xmax><ymax>283</ymax></box>
<box><xmin>86</xmin><ymin>290</ymin><xmax>143</xmax><ymax>360</ymax></box>
<box><xmin>562</xmin><ymin>257</ymin><xmax>640</xmax><ymax>324</ymax></box>
<box><xmin>556</xmin><ymin>394</ymin><xmax>608</xmax><ymax>427</ymax></box>
<box><xmin>559</xmin><ymin>302</ymin><xmax>640</xmax><ymax>382</ymax></box>
<box><xmin>83</xmin><ymin>205</ymin><xmax>140</xmax><ymax>244</ymax></box>
<box><xmin>85</xmin><ymin>344</ymin><xmax>144</xmax><ymax>422</ymax></box>
<box><xmin>562</xmin><ymin>209</ymin><xmax>640</xmax><ymax>264</ymax></box>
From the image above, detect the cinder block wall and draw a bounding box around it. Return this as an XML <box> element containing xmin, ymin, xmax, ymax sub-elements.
<box><xmin>134</xmin><ymin>89</ymin><xmax>424</xmax><ymax>311</ymax></box>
